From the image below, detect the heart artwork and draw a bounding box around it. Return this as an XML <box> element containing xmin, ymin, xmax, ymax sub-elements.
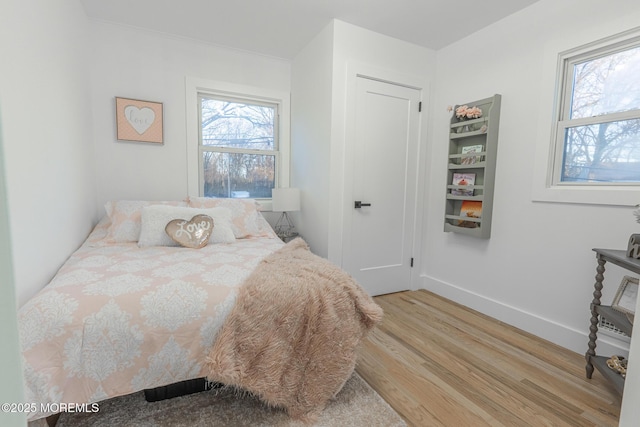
<box><xmin>124</xmin><ymin>105</ymin><xmax>155</xmax><ymax>135</ymax></box>
<box><xmin>165</xmin><ymin>215</ymin><xmax>214</xmax><ymax>249</ymax></box>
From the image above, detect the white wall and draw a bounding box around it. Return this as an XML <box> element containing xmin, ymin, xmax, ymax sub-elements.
<box><xmin>425</xmin><ymin>4</ymin><xmax>640</xmax><ymax>421</ymax></box>
<box><xmin>0</xmin><ymin>0</ymin><xmax>96</xmax><ymax>306</ymax></box>
<box><xmin>290</xmin><ymin>23</ymin><xmax>335</xmax><ymax>257</ymax></box>
<box><xmin>0</xmin><ymin>120</ymin><xmax>26</xmax><ymax>427</ymax></box>
<box><xmin>424</xmin><ymin>0</ymin><xmax>640</xmax><ymax>357</ymax></box>
<box><xmin>292</xmin><ymin>20</ymin><xmax>437</xmax><ymax>261</ymax></box>
<box><xmin>89</xmin><ymin>22</ymin><xmax>291</xmax><ymax>211</ymax></box>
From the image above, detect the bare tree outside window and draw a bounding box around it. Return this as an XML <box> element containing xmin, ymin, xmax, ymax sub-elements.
<box><xmin>560</xmin><ymin>44</ymin><xmax>640</xmax><ymax>183</ymax></box>
<box><xmin>199</xmin><ymin>96</ymin><xmax>277</xmax><ymax>198</ymax></box>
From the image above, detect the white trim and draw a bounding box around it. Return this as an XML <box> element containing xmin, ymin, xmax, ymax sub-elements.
<box><xmin>184</xmin><ymin>76</ymin><xmax>290</xmax><ymax>209</ymax></box>
<box><xmin>421</xmin><ymin>274</ymin><xmax>629</xmax><ymax>357</ymax></box>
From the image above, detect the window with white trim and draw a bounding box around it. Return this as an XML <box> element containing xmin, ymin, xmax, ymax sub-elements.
<box><xmin>552</xmin><ymin>35</ymin><xmax>640</xmax><ymax>186</ymax></box>
<box><xmin>186</xmin><ymin>78</ymin><xmax>290</xmax><ymax>204</ymax></box>
<box><xmin>198</xmin><ymin>94</ymin><xmax>279</xmax><ymax>199</ymax></box>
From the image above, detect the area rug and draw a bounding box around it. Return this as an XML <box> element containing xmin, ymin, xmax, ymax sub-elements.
<box><xmin>57</xmin><ymin>373</ymin><xmax>406</xmax><ymax>426</ymax></box>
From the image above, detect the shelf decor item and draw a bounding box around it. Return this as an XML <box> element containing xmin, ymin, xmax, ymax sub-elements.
<box><xmin>612</xmin><ymin>276</ymin><xmax>638</xmax><ymax>319</ymax></box>
<box><xmin>627</xmin><ymin>234</ymin><xmax>640</xmax><ymax>259</ymax></box>
<box><xmin>451</xmin><ymin>173</ymin><xmax>475</xmax><ymax>196</ymax></box>
<box><xmin>455</xmin><ymin>105</ymin><xmax>483</xmax><ymax>120</ymax></box>
<box><xmin>606</xmin><ymin>355</ymin><xmax>627</xmax><ymax>378</ymax></box>
<box><xmin>453</xmin><ymin>105</ymin><xmax>483</xmax><ymax>133</ymax></box>
<box><xmin>461</xmin><ymin>144</ymin><xmax>483</xmax><ymax>165</ymax></box>
<box><xmin>115</xmin><ymin>97</ymin><xmax>164</xmax><ymax>144</ymax></box>
<box><xmin>458</xmin><ymin>200</ymin><xmax>482</xmax><ymax>228</ymax></box>
<box><xmin>630</xmin><ymin>205</ymin><xmax>640</xmax><ymax>258</ymax></box>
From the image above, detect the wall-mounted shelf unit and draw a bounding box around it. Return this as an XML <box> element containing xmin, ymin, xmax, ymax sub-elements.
<box><xmin>444</xmin><ymin>94</ymin><xmax>501</xmax><ymax>238</ymax></box>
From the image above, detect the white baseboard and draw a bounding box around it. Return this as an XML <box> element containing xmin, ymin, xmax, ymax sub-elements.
<box><xmin>421</xmin><ymin>275</ymin><xmax>629</xmax><ymax>357</ymax></box>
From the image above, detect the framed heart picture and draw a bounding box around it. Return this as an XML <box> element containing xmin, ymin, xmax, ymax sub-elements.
<box><xmin>115</xmin><ymin>97</ymin><xmax>164</xmax><ymax>144</ymax></box>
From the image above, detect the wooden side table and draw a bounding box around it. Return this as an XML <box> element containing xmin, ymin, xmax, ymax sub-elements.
<box><xmin>586</xmin><ymin>248</ymin><xmax>639</xmax><ymax>394</ymax></box>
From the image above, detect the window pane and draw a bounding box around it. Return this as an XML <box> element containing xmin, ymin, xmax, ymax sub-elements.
<box><xmin>570</xmin><ymin>45</ymin><xmax>640</xmax><ymax>119</ymax></box>
<box><xmin>561</xmin><ymin>119</ymin><xmax>640</xmax><ymax>183</ymax></box>
<box><xmin>201</xmin><ymin>97</ymin><xmax>275</xmax><ymax>150</ymax></box>
<box><xmin>202</xmin><ymin>152</ymin><xmax>275</xmax><ymax>198</ymax></box>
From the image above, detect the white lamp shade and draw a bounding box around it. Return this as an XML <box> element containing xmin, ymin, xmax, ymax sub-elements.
<box><xmin>272</xmin><ymin>188</ymin><xmax>300</xmax><ymax>212</ymax></box>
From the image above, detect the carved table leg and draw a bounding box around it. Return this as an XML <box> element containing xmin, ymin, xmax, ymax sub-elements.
<box><xmin>586</xmin><ymin>255</ymin><xmax>605</xmax><ymax>379</ymax></box>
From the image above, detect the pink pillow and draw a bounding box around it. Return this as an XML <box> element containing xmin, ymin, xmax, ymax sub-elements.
<box><xmin>103</xmin><ymin>200</ymin><xmax>187</xmax><ymax>243</ymax></box>
<box><xmin>187</xmin><ymin>197</ymin><xmax>269</xmax><ymax>238</ymax></box>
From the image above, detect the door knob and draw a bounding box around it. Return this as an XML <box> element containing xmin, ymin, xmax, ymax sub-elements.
<box><xmin>354</xmin><ymin>201</ymin><xmax>372</xmax><ymax>209</ymax></box>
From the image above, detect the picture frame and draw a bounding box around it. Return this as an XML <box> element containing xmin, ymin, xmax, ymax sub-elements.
<box><xmin>115</xmin><ymin>97</ymin><xmax>164</xmax><ymax>144</ymax></box>
<box><xmin>612</xmin><ymin>276</ymin><xmax>638</xmax><ymax>318</ymax></box>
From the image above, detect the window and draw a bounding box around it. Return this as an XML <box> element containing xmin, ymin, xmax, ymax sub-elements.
<box><xmin>553</xmin><ymin>36</ymin><xmax>640</xmax><ymax>186</ymax></box>
<box><xmin>185</xmin><ymin>78</ymin><xmax>290</xmax><ymax>203</ymax></box>
<box><xmin>199</xmin><ymin>95</ymin><xmax>277</xmax><ymax>198</ymax></box>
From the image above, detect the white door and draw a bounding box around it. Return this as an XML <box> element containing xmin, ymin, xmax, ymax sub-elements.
<box><xmin>343</xmin><ymin>76</ymin><xmax>421</xmax><ymax>296</ymax></box>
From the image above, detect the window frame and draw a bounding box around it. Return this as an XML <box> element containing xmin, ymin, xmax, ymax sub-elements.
<box><xmin>552</xmin><ymin>35</ymin><xmax>640</xmax><ymax>188</ymax></box>
<box><xmin>198</xmin><ymin>93</ymin><xmax>279</xmax><ymax>199</ymax></box>
<box><xmin>186</xmin><ymin>77</ymin><xmax>290</xmax><ymax>210</ymax></box>
<box><xmin>532</xmin><ymin>27</ymin><xmax>640</xmax><ymax>206</ymax></box>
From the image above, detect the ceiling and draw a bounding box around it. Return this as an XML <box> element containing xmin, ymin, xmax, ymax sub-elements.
<box><xmin>80</xmin><ymin>0</ymin><xmax>540</xmax><ymax>59</ymax></box>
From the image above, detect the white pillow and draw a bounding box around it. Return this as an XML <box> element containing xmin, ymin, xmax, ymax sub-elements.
<box><xmin>103</xmin><ymin>200</ymin><xmax>187</xmax><ymax>243</ymax></box>
<box><xmin>138</xmin><ymin>205</ymin><xmax>236</xmax><ymax>247</ymax></box>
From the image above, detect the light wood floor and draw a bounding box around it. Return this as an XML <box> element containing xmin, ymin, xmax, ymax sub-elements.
<box><xmin>355</xmin><ymin>290</ymin><xmax>622</xmax><ymax>427</ymax></box>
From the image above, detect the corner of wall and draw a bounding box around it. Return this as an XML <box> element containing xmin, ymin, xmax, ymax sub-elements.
<box><xmin>0</xmin><ymin>115</ymin><xmax>26</xmax><ymax>426</ymax></box>
<box><xmin>290</xmin><ymin>20</ymin><xmax>336</xmax><ymax>259</ymax></box>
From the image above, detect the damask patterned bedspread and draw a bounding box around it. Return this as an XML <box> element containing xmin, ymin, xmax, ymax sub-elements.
<box><xmin>18</xmin><ymin>220</ymin><xmax>284</xmax><ymax>422</ymax></box>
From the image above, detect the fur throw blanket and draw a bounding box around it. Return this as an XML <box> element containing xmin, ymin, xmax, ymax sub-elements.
<box><xmin>204</xmin><ymin>238</ymin><xmax>383</xmax><ymax>423</ymax></box>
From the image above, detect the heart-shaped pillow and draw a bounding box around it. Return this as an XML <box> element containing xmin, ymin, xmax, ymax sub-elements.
<box><xmin>165</xmin><ymin>215</ymin><xmax>214</xmax><ymax>249</ymax></box>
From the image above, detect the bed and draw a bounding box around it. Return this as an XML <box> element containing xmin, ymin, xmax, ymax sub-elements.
<box><xmin>19</xmin><ymin>198</ymin><xmax>382</xmax><ymax>425</ymax></box>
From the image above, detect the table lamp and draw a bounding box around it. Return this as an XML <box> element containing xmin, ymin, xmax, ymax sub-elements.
<box><xmin>272</xmin><ymin>188</ymin><xmax>300</xmax><ymax>238</ymax></box>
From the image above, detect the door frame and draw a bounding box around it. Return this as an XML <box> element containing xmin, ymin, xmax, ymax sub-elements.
<box><xmin>338</xmin><ymin>61</ymin><xmax>430</xmax><ymax>292</ymax></box>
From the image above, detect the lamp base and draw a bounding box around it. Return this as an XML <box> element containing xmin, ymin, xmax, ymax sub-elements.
<box><xmin>274</xmin><ymin>212</ymin><xmax>297</xmax><ymax>239</ymax></box>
